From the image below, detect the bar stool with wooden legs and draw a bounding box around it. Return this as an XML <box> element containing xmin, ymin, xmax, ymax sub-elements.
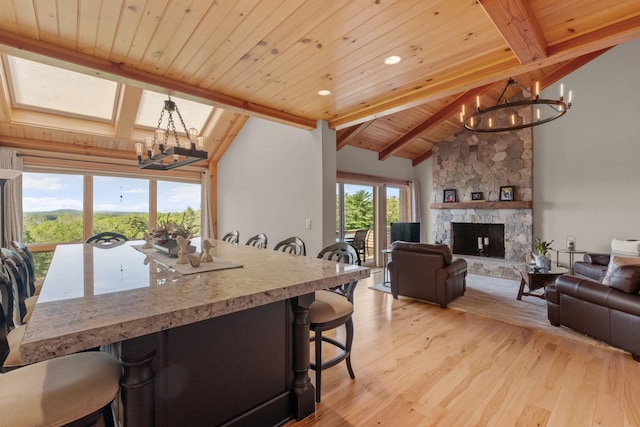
<box><xmin>310</xmin><ymin>242</ymin><xmax>361</xmax><ymax>402</ymax></box>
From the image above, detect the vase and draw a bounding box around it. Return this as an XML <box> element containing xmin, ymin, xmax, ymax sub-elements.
<box><xmin>535</xmin><ymin>254</ymin><xmax>547</xmax><ymax>268</ymax></box>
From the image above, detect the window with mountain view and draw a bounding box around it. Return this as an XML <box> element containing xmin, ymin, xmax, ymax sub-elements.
<box><xmin>23</xmin><ymin>172</ymin><xmax>84</xmax><ymax>244</ymax></box>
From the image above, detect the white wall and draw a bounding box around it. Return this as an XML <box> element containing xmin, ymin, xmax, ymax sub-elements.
<box><xmin>217</xmin><ymin>117</ymin><xmax>325</xmax><ymax>257</ymax></box>
<box><xmin>534</xmin><ymin>38</ymin><xmax>640</xmax><ymax>253</ymax></box>
<box><xmin>337</xmin><ymin>145</ymin><xmax>415</xmax><ymax>180</ymax></box>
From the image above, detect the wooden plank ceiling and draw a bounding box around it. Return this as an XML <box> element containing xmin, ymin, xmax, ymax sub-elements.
<box><xmin>0</xmin><ymin>0</ymin><xmax>638</xmax><ymax>172</ymax></box>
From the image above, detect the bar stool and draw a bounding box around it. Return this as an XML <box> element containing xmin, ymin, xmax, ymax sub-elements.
<box><xmin>310</xmin><ymin>242</ymin><xmax>360</xmax><ymax>402</ymax></box>
<box><xmin>273</xmin><ymin>237</ymin><xmax>306</xmax><ymax>256</ymax></box>
<box><xmin>245</xmin><ymin>233</ymin><xmax>268</xmax><ymax>249</ymax></box>
<box><xmin>221</xmin><ymin>230</ymin><xmax>240</xmax><ymax>244</ymax></box>
<box><xmin>0</xmin><ymin>296</ymin><xmax>122</xmax><ymax>426</ymax></box>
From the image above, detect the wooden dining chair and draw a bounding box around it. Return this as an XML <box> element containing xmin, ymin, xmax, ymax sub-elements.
<box><xmin>0</xmin><ymin>295</ymin><xmax>122</xmax><ymax>426</ymax></box>
<box><xmin>310</xmin><ymin>242</ymin><xmax>361</xmax><ymax>402</ymax></box>
<box><xmin>245</xmin><ymin>233</ymin><xmax>268</xmax><ymax>249</ymax></box>
<box><xmin>273</xmin><ymin>237</ymin><xmax>306</xmax><ymax>256</ymax></box>
<box><xmin>221</xmin><ymin>230</ymin><xmax>240</xmax><ymax>244</ymax></box>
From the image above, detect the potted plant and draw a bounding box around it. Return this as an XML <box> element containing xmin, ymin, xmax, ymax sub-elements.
<box><xmin>534</xmin><ymin>237</ymin><xmax>554</xmax><ymax>268</ymax></box>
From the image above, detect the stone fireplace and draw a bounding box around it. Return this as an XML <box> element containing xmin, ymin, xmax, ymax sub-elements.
<box><xmin>431</xmin><ymin>106</ymin><xmax>533</xmax><ymax>279</ymax></box>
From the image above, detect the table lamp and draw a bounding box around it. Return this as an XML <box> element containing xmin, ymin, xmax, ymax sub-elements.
<box><xmin>0</xmin><ymin>169</ymin><xmax>22</xmax><ymax>248</ymax></box>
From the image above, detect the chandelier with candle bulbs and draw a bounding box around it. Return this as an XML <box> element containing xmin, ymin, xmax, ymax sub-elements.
<box><xmin>135</xmin><ymin>96</ymin><xmax>208</xmax><ymax>170</ymax></box>
<box><xmin>460</xmin><ymin>78</ymin><xmax>572</xmax><ymax>133</ymax></box>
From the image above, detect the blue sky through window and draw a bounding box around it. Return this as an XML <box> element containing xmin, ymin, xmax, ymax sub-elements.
<box><xmin>23</xmin><ymin>173</ymin><xmax>200</xmax><ymax>213</ymax></box>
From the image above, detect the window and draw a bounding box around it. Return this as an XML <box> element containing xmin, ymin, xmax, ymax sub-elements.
<box><xmin>6</xmin><ymin>56</ymin><xmax>118</xmax><ymax>121</ymax></box>
<box><xmin>386</xmin><ymin>185</ymin><xmax>412</xmax><ymax>242</ymax></box>
<box><xmin>93</xmin><ymin>176</ymin><xmax>150</xmax><ymax>239</ymax></box>
<box><xmin>336</xmin><ymin>182</ymin><xmax>374</xmax><ymax>265</ymax></box>
<box><xmin>157</xmin><ymin>180</ymin><xmax>202</xmax><ymax>237</ymax></box>
<box><xmin>337</xmin><ymin>172</ymin><xmax>414</xmax><ymax>266</ymax></box>
<box><xmin>135</xmin><ymin>90</ymin><xmax>213</xmax><ymax>133</ymax></box>
<box><xmin>23</xmin><ymin>173</ymin><xmax>84</xmax><ymax>244</ymax></box>
<box><xmin>23</xmin><ymin>172</ymin><xmax>202</xmax><ymax>243</ymax></box>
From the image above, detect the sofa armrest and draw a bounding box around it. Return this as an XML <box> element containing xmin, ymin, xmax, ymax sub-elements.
<box><xmin>555</xmin><ymin>275</ymin><xmax>640</xmax><ymax>316</ymax></box>
<box><xmin>584</xmin><ymin>253</ymin><xmax>611</xmax><ymax>266</ymax></box>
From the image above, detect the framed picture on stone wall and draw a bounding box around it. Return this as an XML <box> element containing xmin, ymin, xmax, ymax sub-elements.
<box><xmin>443</xmin><ymin>189</ymin><xmax>457</xmax><ymax>203</ymax></box>
<box><xmin>471</xmin><ymin>192</ymin><xmax>484</xmax><ymax>201</ymax></box>
<box><xmin>499</xmin><ymin>185</ymin><xmax>515</xmax><ymax>201</ymax></box>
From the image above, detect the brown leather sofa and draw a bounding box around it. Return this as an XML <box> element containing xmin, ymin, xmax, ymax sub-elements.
<box><xmin>545</xmin><ymin>265</ymin><xmax>640</xmax><ymax>361</ymax></box>
<box><xmin>388</xmin><ymin>242</ymin><xmax>467</xmax><ymax>308</ymax></box>
<box><xmin>573</xmin><ymin>253</ymin><xmax>611</xmax><ymax>282</ymax></box>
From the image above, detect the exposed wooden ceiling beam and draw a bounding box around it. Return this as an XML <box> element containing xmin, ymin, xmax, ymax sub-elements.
<box><xmin>2</xmin><ymin>135</ymin><xmax>201</xmax><ymax>179</ymax></box>
<box><xmin>336</xmin><ymin>121</ymin><xmax>374</xmax><ymax>151</ymax></box>
<box><xmin>378</xmin><ymin>83</ymin><xmax>495</xmax><ymax>161</ymax></box>
<box><xmin>0</xmin><ymin>30</ymin><xmax>316</xmax><ymax>131</ymax></box>
<box><xmin>548</xmin><ymin>15</ymin><xmax>640</xmax><ymax>57</ymax></box>
<box><xmin>0</xmin><ymin>56</ymin><xmax>12</xmax><ymax>123</ymax></box>
<box><xmin>479</xmin><ymin>0</ymin><xmax>547</xmax><ymax>64</ymax></box>
<box><xmin>412</xmin><ymin>150</ymin><xmax>432</xmax><ymax>167</ymax></box>
<box><xmin>0</xmin><ymin>134</ymin><xmax>134</xmax><ymax>160</ymax></box>
<box><xmin>114</xmin><ymin>85</ymin><xmax>143</xmax><ymax>139</ymax></box>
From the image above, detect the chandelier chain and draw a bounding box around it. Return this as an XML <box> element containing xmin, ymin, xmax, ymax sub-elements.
<box><xmin>166</xmin><ymin>112</ymin><xmax>181</xmax><ymax>147</ymax></box>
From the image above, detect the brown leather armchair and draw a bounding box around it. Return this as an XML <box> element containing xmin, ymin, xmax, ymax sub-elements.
<box><xmin>388</xmin><ymin>242</ymin><xmax>467</xmax><ymax>308</ymax></box>
<box><xmin>545</xmin><ymin>265</ymin><xmax>640</xmax><ymax>361</ymax></box>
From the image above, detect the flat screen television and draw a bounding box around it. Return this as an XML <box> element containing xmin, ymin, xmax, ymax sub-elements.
<box><xmin>390</xmin><ymin>222</ymin><xmax>421</xmax><ymax>243</ymax></box>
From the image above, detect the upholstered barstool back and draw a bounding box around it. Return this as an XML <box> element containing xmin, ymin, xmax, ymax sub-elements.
<box><xmin>310</xmin><ymin>242</ymin><xmax>360</xmax><ymax>402</ymax></box>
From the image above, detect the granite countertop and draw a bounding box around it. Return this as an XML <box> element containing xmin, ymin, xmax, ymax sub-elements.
<box><xmin>20</xmin><ymin>240</ymin><xmax>370</xmax><ymax>364</ymax></box>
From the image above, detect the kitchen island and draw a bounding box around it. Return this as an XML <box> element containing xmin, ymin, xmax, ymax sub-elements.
<box><xmin>21</xmin><ymin>239</ymin><xmax>369</xmax><ymax>426</ymax></box>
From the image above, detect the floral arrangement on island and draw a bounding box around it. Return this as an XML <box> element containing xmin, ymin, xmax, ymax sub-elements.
<box><xmin>150</xmin><ymin>213</ymin><xmax>195</xmax><ymax>244</ymax></box>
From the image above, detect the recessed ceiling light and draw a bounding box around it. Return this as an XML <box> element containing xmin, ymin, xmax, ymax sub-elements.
<box><xmin>318</xmin><ymin>89</ymin><xmax>331</xmax><ymax>96</ymax></box>
<box><xmin>384</xmin><ymin>55</ymin><xmax>401</xmax><ymax>65</ymax></box>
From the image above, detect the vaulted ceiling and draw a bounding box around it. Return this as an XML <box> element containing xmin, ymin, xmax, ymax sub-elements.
<box><xmin>0</xmin><ymin>0</ymin><xmax>638</xmax><ymax>175</ymax></box>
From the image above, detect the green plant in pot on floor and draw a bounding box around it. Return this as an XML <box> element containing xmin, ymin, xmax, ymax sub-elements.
<box><xmin>534</xmin><ymin>237</ymin><xmax>554</xmax><ymax>269</ymax></box>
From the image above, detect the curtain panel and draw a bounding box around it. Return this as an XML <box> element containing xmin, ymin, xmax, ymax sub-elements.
<box><xmin>0</xmin><ymin>149</ymin><xmax>24</xmax><ymax>246</ymax></box>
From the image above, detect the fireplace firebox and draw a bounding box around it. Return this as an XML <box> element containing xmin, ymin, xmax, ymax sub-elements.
<box><xmin>452</xmin><ymin>223</ymin><xmax>505</xmax><ymax>259</ymax></box>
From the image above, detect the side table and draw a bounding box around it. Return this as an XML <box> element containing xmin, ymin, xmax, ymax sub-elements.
<box><xmin>382</xmin><ymin>249</ymin><xmax>391</xmax><ymax>286</ymax></box>
<box><xmin>515</xmin><ymin>265</ymin><xmax>568</xmax><ymax>300</ymax></box>
<box><xmin>555</xmin><ymin>249</ymin><xmax>587</xmax><ymax>275</ymax></box>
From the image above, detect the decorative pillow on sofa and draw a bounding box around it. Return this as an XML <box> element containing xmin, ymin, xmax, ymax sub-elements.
<box><xmin>608</xmin><ymin>265</ymin><xmax>640</xmax><ymax>294</ymax></box>
<box><xmin>602</xmin><ymin>255</ymin><xmax>640</xmax><ymax>286</ymax></box>
<box><xmin>611</xmin><ymin>238</ymin><xmax>640</xmax><ymax>255</ymax></box>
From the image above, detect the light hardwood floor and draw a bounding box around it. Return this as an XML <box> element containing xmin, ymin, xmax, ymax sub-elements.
<box><xmin>286</xmin><ymin>270</ymin><xmax>640</xmax><ymax>426</ymax></box>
